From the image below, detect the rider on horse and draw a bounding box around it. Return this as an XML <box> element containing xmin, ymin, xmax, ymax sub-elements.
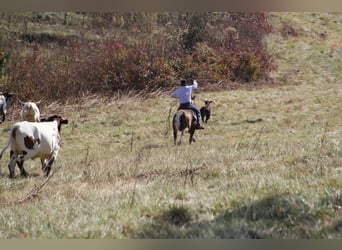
<box><xmin>171</xmin><ymin>79</ymin><xmax>204</xmax><ymax>130</ymax></box>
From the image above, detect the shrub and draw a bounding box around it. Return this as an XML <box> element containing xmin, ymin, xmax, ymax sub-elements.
<box><xmin>0</xmin><ymin>50</ymin><xmax>10</xmax><ymax>83</ymax></box>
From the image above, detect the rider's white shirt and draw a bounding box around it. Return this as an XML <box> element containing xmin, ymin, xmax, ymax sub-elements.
<box><xmin>171</xmin><ymin>80</ymin><xmax>198</xmax><ymax>104</ymax></box>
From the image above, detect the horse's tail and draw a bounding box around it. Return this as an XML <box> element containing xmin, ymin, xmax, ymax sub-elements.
<box><xmin>173</xmin><ymin>110</ymin><xmax>183</xmax><ymax>131</ymax></box>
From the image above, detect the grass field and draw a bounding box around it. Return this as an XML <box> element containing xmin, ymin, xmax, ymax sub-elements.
<box><xmin>0</xmin><ymin>13</ymin><xmax>341</xmax><ymax>238</ymax></box>
<box><xmin>0</xmin><ymin>81</ymin><xmax>340</xmax><ymax>238</ymax></box>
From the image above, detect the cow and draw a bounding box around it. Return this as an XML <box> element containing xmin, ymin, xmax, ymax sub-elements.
<box><xmin>0</xmin><ymin>92</ymin><xmax>15</xmax><ymax>123</ymax></box>
<box><xmin>200</xmin><ymin>100</ymin><xmax>213</xmax><ymax>123</ymax></box>
<box><xmin>21</xmin><ymin>101</ymin><xmax>41</xmax><ymax>122</ymax></box>
<box><xmin>0</xmin><ymin>115</ymin><xmax>68</xmax><ymax>178</ymax></box>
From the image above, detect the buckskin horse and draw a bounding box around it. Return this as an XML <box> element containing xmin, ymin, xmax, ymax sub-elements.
<box><xmin>172</xmin><ymin>109</ymin><xmax>197</xmax><ymax>145</ymax></box>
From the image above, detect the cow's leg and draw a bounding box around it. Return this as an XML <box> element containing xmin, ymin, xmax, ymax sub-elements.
<box><xmin>41</xmin><ymin>158</ymin><xmax>47</xmax><ymax>171</ymax></box>
<box><xmin>8</xmin><ymin>150</ymin><xmax>17</xmax><ymax>178</ymax></box>
<box><xmin>206</xmin><ymin>111</ymin><xmax>210</xmax><ymax>123</ymax></box>
<box><xmin>44</xmin><ymin>157</ymin><xmax>55</xmax><ymax>177</ymax></box>
<box><xmin>17</xmin><ymin>159</ymin><xmax>28</xmax><ymax>178</ymax></box>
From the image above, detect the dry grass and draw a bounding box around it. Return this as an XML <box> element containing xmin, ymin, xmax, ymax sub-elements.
<box><xmin>0</xmin><ymin>81</ymin><xmax>340</xmax><ymax>238</ymax></box>
<box><xmin>0</xmin><ymin>12</ymin><xmax>341</xmax><ymax>238</ymax></box>
<box><xmin>266</xmin><ymin>13</ymin><xmax>342</xmax><ymax>85</ymax></box>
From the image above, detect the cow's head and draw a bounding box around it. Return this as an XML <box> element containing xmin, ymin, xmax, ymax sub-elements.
<box><xmin>1</xmin><ymin>92</ymin><xmax>15</xmax><ymax>102</ymax></box>
<box><xmin>41</xmin><ymin>115</ymin><xmax>69</xmax><ymax>132</ymax></box>
<box><xmin>204</xmin><ymin>100</ymin><xmax>213</xmax><ymax>107</ymax></box>
<box><xmin>0</xmin><ymin>92</ymin><xmax>15</xmax><ymax>106</ymax></box>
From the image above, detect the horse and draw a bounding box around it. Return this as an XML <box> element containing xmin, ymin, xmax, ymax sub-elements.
<box><xmin>172</xmin><ymin>109</ymin><xmax>197</xmax><ymax>145</ymax></box>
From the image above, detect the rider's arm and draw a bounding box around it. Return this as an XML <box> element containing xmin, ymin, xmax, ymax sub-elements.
<box><xmin>171</xmin><ymin>89</ymin><xmax>180</xmax><ymax>98</ymax></box>
<box><xmin>191</xmin><ymin>80</ymin><xmax>198</xmax><ymax>90</ymax></box>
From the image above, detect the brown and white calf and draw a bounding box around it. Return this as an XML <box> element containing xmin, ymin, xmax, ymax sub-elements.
<box><xmin>21</xmin><ymin>101</ymin><xmax>41</xmax><ymax>122</ymax></box>
<box><xmin>0</xmin><ymin>115</ymin><xmax>68</xmax><ymax>178</ymax></box>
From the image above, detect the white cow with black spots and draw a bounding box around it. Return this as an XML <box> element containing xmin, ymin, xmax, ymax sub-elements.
<box><xmin>0</xmin><ymin>115</ymin><xmax>68</xmax><ymax>178</ymax></box>
<box><xmin>0</xmin><ymin>92</ymin><xmax>15</xmax><ymax>123</ymax></box>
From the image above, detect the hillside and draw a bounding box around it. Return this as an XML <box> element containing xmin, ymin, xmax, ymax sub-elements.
<box><xmin>266</xmin><ymin>13</ymin><xmax>341</xmax><ymax>85</ymax></box>
<box><xmin>0</xmin><ymin>12</ymin><xmax>274</xmax><ymax>101</ymax></box>
<box><xmin>0</xmin><ymin>13</ymin><xmax>341</xmax><ymax>239</ymax></box>
<box><xmin>0</xmin><ymin>13</ymin><xmax>340</xmax><ymax>102</ymax></box>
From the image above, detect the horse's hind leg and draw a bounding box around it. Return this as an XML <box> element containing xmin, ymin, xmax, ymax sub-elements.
<box><xmin>173</xmin><ymin>129</ymin><xmax>177</xmax><ymax>145</ymax></box>
<box><xmin>189</xmin><ymin>135</ymin><xmax>194</xmax><ymax>144</ymax></box>
<box><xmin>173</xmin><ymin>129</ymin><xmax>183</xmax><ymax>145</ymax></box>
<box><xmin>189</xmin><ymin>129</ymin><xmax>196</xmax><ymax>144</ymax></box>
<box><xmin>178</xmin><ymin>131</ymin><xmax>184</xmax><ymax>145</ymax></box>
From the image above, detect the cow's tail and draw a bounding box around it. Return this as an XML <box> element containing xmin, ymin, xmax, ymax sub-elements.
<box><xmin>0</xmin><ymin>127</ymin><xmax>15</xmax><ymax>160</ymax></box>
<box><xmin>0</xmin><ymin>139</ymin><xmax>10</xmax><ymax>160</ymax></box>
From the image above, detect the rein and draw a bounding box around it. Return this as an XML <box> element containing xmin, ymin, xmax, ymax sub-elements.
<box><xmin>164</xmin><ymin>103</ymin><xmax>173</xmax><ymax>137</ymax></box>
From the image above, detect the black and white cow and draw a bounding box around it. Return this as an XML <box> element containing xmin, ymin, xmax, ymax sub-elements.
<box><xmin>0</xmin><ymin>92</ymin><xmax>15</xmax><ymax>123</ymax></box>
<box><xmin>0</xmin><ymin>115</ymin><xmax>68</xmax><ymax>178</ymax></box>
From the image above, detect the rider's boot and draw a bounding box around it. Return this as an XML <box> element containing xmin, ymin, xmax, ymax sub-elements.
<box><xmin>196</xmin><ymin>123</ymin><xmax>205</xmax><ymax>130</ymax></box>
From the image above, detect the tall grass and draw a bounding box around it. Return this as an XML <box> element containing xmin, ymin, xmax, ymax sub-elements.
<box><xmin>0</xmin><ymin>80</ymin><xmax>340</xmax><ymax>238</ymax></box>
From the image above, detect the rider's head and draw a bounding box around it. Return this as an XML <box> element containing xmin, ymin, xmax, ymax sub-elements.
<box><xmin>180</xmin><ymin>79</ymin><xmax>186</xmax><ymax>86</ymax></box>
